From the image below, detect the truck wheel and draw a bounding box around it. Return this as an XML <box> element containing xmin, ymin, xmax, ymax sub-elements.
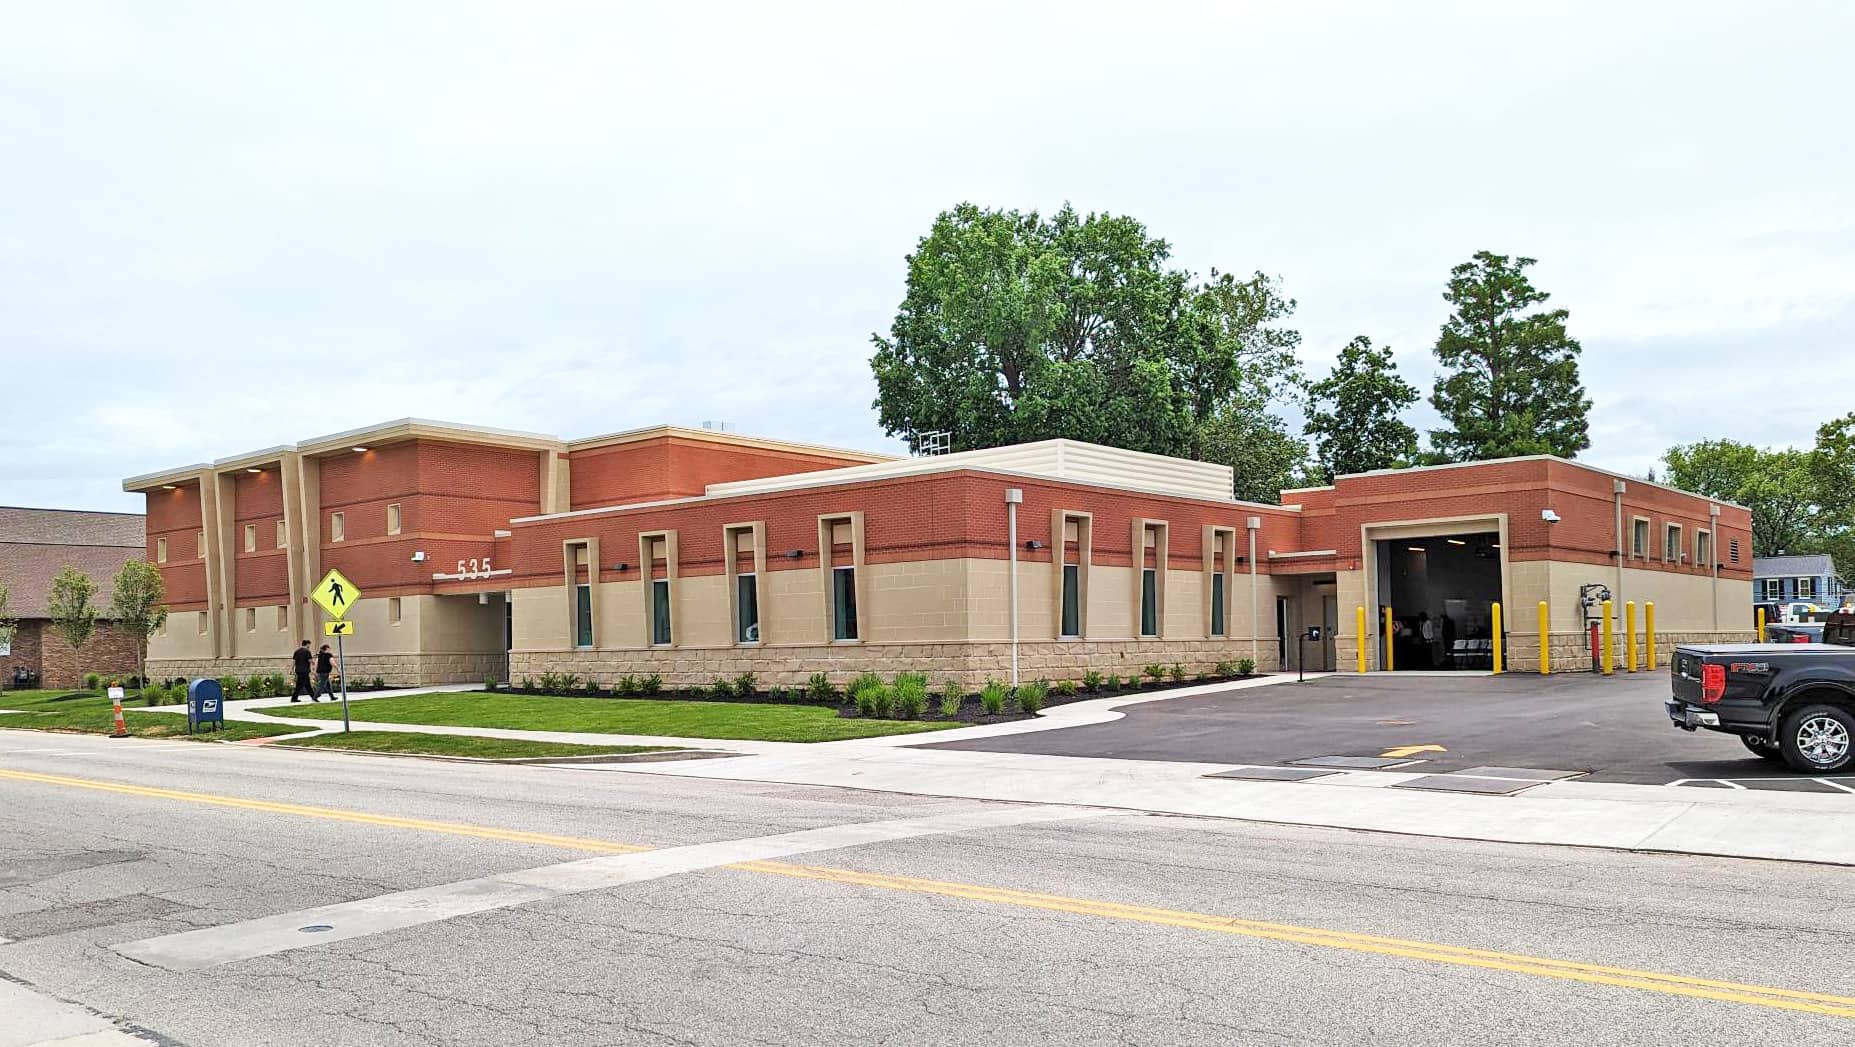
<box><xmin>1778</xmin><ymin>704</ymin><xmax>1855</xmax><ymax>774</ymax></box>
<box><xmin>1740</xmin><ymin>734</ymin><xmax>1785</xmax><ymax>762</ymax></box>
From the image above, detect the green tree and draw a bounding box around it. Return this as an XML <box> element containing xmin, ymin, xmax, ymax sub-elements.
<box><xmin>47</xmin><ymin>565</ymin><xmax>98</xmax><ymax>680</ymax></box>
<box><xmin>1428</xmin><ymin>251</ymin><xmax>1590</xmax><ymax>462</ymax></box>
<box><xmin>869</xmin><ymin>203</ymin><xmax>1301</xmax><ymax>462</ymax></box>
<box><xmin>1200</xmin><ymin>401</ymin><xmax>1310</xmax><ymax>504</ymax></box>
<box><xmin>109</xmin><ymin>559</ymin><xmax>168</xmax><ymax>689</ymax></box>
<box><xmin>1304</xmin><ymin>336</ymin><xmax>1419</xmax><ymax>482</ymax></box>
<box><xmin>1663</xmin><ymin>440</ymin><xmax>1822</xmax><ymax>556</ymax></box>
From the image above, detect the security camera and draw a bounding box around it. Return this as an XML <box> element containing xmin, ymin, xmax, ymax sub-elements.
<box><xmin>1541</xmin><ymin>509</ymin><xmax>1561</xmax><ymax>523</ymax></box>
<box><xmin>410</xmin><ymin>550</ymin><xmax>427</xmax><ymax>563</ymax></box>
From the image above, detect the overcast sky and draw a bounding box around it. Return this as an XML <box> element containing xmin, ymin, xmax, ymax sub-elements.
<box><xmin>4</xmin><ymin>1</ymin><xmax>1851</xmax><ymax>513</ymax></box>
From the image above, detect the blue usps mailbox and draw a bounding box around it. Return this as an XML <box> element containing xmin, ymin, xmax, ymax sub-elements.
<box><xmin>187</xmin><ymin>678</ymin><xmax>224</xmax><ymax>734</ymax></box>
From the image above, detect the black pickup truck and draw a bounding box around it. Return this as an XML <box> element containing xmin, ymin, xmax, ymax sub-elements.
<box><xmin>1668</xmin><ymin>643</ymin><xmax>1855</xmax><ymax>773</ymax></box>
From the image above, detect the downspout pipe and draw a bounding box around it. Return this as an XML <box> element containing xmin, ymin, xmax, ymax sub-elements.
<box><xmin>1613</xmin><ymin>479</ymin><xmax>1626</xmax><ymax>631</ymax></box>
<box><xmin>1247</xmin><ymin>516</ymin><xmax>1261</xmax><ymax>665</ymax></box>
<box><xmin>1006</xmin><ymin>488</ymin><xmax>1023</xmax><ymax>687</ymax></box>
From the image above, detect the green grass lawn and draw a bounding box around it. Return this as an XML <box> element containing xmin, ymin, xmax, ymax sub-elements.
<box><xmin>275</xmin><ymin>691</ymin><xmax>959</xmax><ymax>742</ymax></box>
<box><xmin>279</xmin><ymin>731</ymin><xmax>685</xmax><ymax>760</ymax></box>
<box><xmin>0</xmin><ymin>689</ymin><xmax>300</xmax><ymax>742</ymax></box>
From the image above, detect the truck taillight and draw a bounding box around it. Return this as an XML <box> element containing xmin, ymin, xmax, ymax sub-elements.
<box><xmin>1793</xmin><ymin>634</ymin><xmax>1809</xmax><ymax>643</ymax></box>
<box><xmin>1701</xmin><ymin>663</ymin><xmax>1726</xmax><ymax>703</ymax></box>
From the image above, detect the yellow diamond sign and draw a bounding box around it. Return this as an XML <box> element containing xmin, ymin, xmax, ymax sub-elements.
<box><xmin>311</xmin><ymin>568</ymin><xmax>361</xmax><ymax>620</ymax></box>
<box><xmin>323</xmin><ymin>620</ymin><xmax>357</xmax><ymax>637</ymax></box>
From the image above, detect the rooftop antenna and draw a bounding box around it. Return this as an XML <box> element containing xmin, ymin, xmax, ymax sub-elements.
<box><xmin>918</xmin><ymin>430</ymin><xmax>951</xmax><ymax>457</ymax></box>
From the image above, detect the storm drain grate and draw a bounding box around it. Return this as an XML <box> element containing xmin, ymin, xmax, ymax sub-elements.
<box><xmin>1204</xmin><ymin>767</ymin><xmax>1341</xmax><ymax>783</ymax></box>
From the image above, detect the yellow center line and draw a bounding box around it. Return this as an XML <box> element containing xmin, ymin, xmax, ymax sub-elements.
<box><xmin>4</xmin><ymin>766</ymin><xmax>1851</xmax><ymax>1018</ymax></box>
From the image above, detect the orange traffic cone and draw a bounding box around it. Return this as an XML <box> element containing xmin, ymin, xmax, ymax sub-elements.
<box><xmin>108</xmin><ymin>689</ymin><xmax>129</xmax><ymax>738</ymax></box>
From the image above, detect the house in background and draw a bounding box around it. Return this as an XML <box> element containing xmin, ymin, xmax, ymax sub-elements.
<box><xmin>0</xmin><ymin>507</ymin><xmax>146</xmax><ymax>688</ymax></box>
<box><xmin>1751</xmin><ymin>553</ymin><xmax>1848</xmax><ymax>611</ymax></box>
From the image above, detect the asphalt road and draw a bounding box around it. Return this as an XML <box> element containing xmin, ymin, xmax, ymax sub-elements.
<box><xmin>4</xmin><ymin>731</ymin><xmax>1855</xmax><ymax>1046</ymax></box>
<box><xmin>926</xmin><ymin>672</ymin><xmax>1840</xmax><ymax>787</ymax></box>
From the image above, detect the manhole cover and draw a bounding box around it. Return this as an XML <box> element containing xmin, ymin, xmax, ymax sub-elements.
<box><xmin>298</xmin><ymin>924</ymin><xmax>334</xmax><ymax>933</ymax></box>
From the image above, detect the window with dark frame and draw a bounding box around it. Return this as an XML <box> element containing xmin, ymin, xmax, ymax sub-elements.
<box><xmin>832</xmin><ymin>565</ymin><xmax>858</xmax><ymax>641</ymax></box>
<box><xmin>652</xmin><ymin>578</ymin><xmax>672</xmax><ymax>645</ymax></box>
<box><xmin>574</xmin><ymin>583</ymin><xmax>593</xmax><ymax>648</ymax></box>
<box><xmin>736</xmin><ymin>572</ymin><xmax>759</xmax><ymax>643</ymax></box>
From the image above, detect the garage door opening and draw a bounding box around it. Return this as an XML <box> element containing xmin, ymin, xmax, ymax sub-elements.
<box><xmin>1377</xmin><ymin>533</ymin><xmax>1501</xmax><ymax>670</ymax></box>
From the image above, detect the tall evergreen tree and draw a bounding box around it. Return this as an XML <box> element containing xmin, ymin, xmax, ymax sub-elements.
<box><xmin>1303</xmin><ymin>336</ymin><xmax>1419</xmax><ymax>482</ymax></box>
<box><xmin>1427</xmin><ymin>251</ymin><xmax>1590</xmax><ymax>461</ymax></box>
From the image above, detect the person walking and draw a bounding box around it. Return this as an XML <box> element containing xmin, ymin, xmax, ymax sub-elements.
<box><xmin>315</xmin><ymin>644</ymin><xmax>336</xmax><ymax>700</ymax></box>
<box><xmin>290</xmin><ymin>640</ymin><xmax>318</xmax><ymax>702</ymax></box>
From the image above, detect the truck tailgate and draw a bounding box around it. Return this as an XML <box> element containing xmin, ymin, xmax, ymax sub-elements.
<box><xmin>1670</xmin><ymin>648</ymin><xmax>1705</xmax><ymax>703</ymax></box>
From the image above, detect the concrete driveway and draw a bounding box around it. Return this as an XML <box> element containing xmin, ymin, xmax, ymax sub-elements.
<box><xmin>923</xmin><ymin>671</ymin><xmax>1849</xmax><ymax>789</ymax></box>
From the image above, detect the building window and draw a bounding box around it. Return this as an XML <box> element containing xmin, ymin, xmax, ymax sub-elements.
<box><xmin>1211</xmin><ymin>573</ymin><xmax>1227</xmax><ymax>637</ymax></box>
<box><xmin>832</xmin><ymin>565</ymin><xmax>858</xmax><ymax>641</ymax></box>
<box><xmin>330</xmin><ymin>512</ymin><xmax>345</xmax><ymax>542</ymax></box>
<box><xmin>1696</xmin><ymin>530</ymin><xmax>1712</xmax><ymax>568</ymax></box>
<box><xmin>736</xmin><ymin>573</ymin><xmax>760</xmax><ymax>643</ymax></box>
<box><xmin>652</xmin><ymin>579</ymin><xmax>673</xmax><ymax>645</ymax></box>
<box><xmin>1135</xmin><ymin>520</ymin><xmax>1167</xmax><ymax>638</ymax></box>
<box><xmin>1061</xmin><ymin>562</ymin><xmax>1081</xmax><ymax>638</ymax></box>
<box><xmin>244</xmin><ymin>607</ymin><xmax>256</xmax><ymax>632</ymax></box>
<box><xmin>386</xmin><ymin>503</ymin><xmax>402</xmax><ymax>536</ymax></box>
<box><xmin>244</xmin><ymin>523</ymin><xmax>257</xmax><ymax>553</ymax></box>
<box><xmin>275</xmin><ymin>606</ymin><xmax>288</xmax><ymax>630</ymax></box>
<box><xmin>156</xmin><ymin>537</ymin><xmax>168</xmax><ymax>564</ymax></box>
<box><xmin>1664</xmin><ymin>524</ymin><xmax>1681</xmax><ymax>563</ymax></box>
<box><xmin>1730</xmin><ymin>538</ymin><xmax>1740</xmax><ymax>564</ymax></box>
<box><xmin>1141</xmin><ymin>567</ymin><xmax>1159</xmax><ymax>637</ymax></box>
<box><xmin>1763</xmin><ymin>578</ymin><xmax>1782</xmax><ymax>600</ymax></box>
<box><xmin>388</xmin><ymin>597</ymin><xmax>403</xmax><ymax>624</ymax></box>
<box><xmin>196</xmin><ymin>531</ymin><xmax>205</xmax><ymax>558</ymax></box>
<box><xmin>1631</xmin><ymin>517</ymin><xmax>1650</xmax><ymax>559</ymax></box>
<box><xmin>574</xmin><ymin>584</ymin><xmax>592</xmax><ymax>647</ymax></box>
<box><xmin>1798</xmin><ymin>577</ymin><xmax>1817</xmax><ymax>599</ymax></box>
<box><xmin>276</xmin><ymin>520</ymin><xmax>287</xmax><ymax>548</ymax></box>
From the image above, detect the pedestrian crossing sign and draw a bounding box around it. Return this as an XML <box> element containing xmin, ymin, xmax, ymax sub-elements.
<box><xmin>311</xmin><ymin>568</ymin><xmax>361</xmax><ymax>620</ymax></box>
<box><xmin>324</xmin><ymin>620</ymin><xmax>357</xmax><ymax>636</ymax></box>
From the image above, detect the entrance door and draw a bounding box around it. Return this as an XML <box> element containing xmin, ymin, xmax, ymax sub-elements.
<box><xmin>1322</xmin><ymin>596</ymin><xmax>1338</xmax><ymax>670</ymax></box>
<box><xmin>1276</xmin><ymin>596</ymin><xmax>1294</xmax><ymax>669</ymax></box>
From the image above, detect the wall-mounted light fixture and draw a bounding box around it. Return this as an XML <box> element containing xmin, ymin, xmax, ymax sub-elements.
<box><xmin>1024</xmin><ymin>540</ymin><xmax>1044</xmax><ymax>550</ymax></box>
<box><xmin>610</xmin><ymin>562</ymin><xmax>630</xmax><ymax>572</ymax></box>
<box><xmin>161</xmin><ymin>484</ymin><xmax>177</xmax><ymax>491</ymax></box>
<box><xmin>410</xmin><ymin>551</ymin><xmax>426</xmax><ymax>563</ymax></box>
<box><xmin>245</xmin><ymin>467</ymin><xmax>262</xmax><ymax>474</ymax></box>
<box><xmin>785</xmin><ymin>549</ymin><xmax>805</xmax><ymax>560</ymax></box>
<box><xmin>351</xmin><ymin>446</ymin><xmax>369</xmax><ymax>453</ymax></box>
<box><xmin>1235</xmin><ymin>555</ymin><xmax>1247</xmax><ymax>564</ymax></box>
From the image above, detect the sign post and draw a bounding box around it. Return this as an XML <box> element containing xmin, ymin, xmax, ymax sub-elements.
<box><xmin>310</xmin><ymin>569</ymin><xmax>362</xmax><ymax>734</ymax></box>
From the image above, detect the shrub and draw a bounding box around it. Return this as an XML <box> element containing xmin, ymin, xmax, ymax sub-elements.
<box><xmin>1081</xmin><ymin>670</ymin><xmax>1103</xmax><ymax>692</ymax></box>
<box><xmin>1214</xmin><ymin>660</ymin><xmax>1238</xmax><ymax>678</ymax></box>
<box><xmin>847</xmin><ymin>672</ymin><xmax>884</xmax><ymax>703</ymax></box>
<box><xmin>939</xmin><ymin>680</ymin><xmax>964</xmax><ymax>718</ymax></box>
<box><xmin>1106</xmin><ymin>674</ymin><xmax>1122</xmax><ymax>691</ymax></box>
<box><xmin>583</xmin><ymin>677</ymin><xmax>601</xmax><ymax>695</ymax></box>
<box><xmin>1142</xmin><ymin>664</ymin><xmax>1166</xmax><ymax>684</ymax></box>
<box><xmin>218</xmin><ymin>676</ymin><xmax>242</xmax><ymax>697</ymax></box>
<box><xmin>1195</xmin><ymin>672</ymin><xmax>1209</xmax><ymax>682</ymax></box>
<box><xmin>709</xmin><ymin>677</ymin><xmax>735</xmax><ymax>699</ymax></box>
<box><xmin>252</xmin><ymin>673</ymin><xmax>276</xmax><ymax>699</ymax></box>
<box><xmin>733</xmin><ymin>672</ymin><xmax>758</xmax><ymax>699</ymax></box>
<box><xmin>519</xmin><ymin>676</ymin><xmax>537</xmax><ymax>693</ymax></box>
<box><xmin>1236</xmin><ymin>658</ymin><xmax>1256</xmax><ymax>676</ymax></box>
<box><xmin>140</xmin><ymin>686</ymin><xmax>165</xmax><ymax>707</ymax></box>
<box><xmin>614</xmin><ymin>674</ymin><xmax>638</xmax><ymax>696</ymax></box>
<box><xmin>83</xmin><ymin>672</ymin><xmax>101</xmax><ymax>690</ymax></box>
<box><xmin>1169</xmin><ymin>663</ymin><xmax>1186</xmax><ymax>683</ymax></box>
<box><xmin>538</xmin><ymin>672</ymin><xmax>562</xmax><ymax>692</ymax></box>
<box><xmin>979</xmin><ymin>680</ymin><xmax>1008</xmax><ymax>716</ymax></box>
<box><xmin>558</xmin><ymin>673</ymin><xmax>582</xmax><ymax>692</ymax></box>
<box><xmin>855</xmin><ymin>685</ymin><xmax>895</xmax><ymax>719</ymax></box>
<box><xmin>805</xmin><ymin>672</ymin><xmax>835</xmax><ymax>701</ymax></box>
<box><xmin>270</xmin><ymin>673</ymin><xmax>289</xmax><ymax>695</ymax></box>
<box><xmin>1016</xmin><ymin>680</ymin><xmax>1048</xmax><ymax>715</ymax></box>
<box><xmin>1051</xmin><ymin>679</ymin><xmax>1078</xmax><ymax>698</ymax></box>
<box><xmin>639</xmin><ymin>674</ymin><xmax>664</xmax><ymax>696</ymax></box>
<box><xmin>768</xmin><ymin>686</ymin><xmax>790</xmax><ymax>703</ymax></box>
<box><xmin>892</xmin><ymin>675</ymin><xmax>928</xmax><ymax>719</ymax></box>
<box><xmin>484</xmin><ymin>674</ymin><xmax>500</xmax><ymax>691</ymax></box>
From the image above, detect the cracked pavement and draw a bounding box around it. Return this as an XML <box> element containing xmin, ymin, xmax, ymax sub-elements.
<box><xmin>2</xmin><ymin>731</ymin><xmax>1853</xmax><ymax>1045</ymax></box>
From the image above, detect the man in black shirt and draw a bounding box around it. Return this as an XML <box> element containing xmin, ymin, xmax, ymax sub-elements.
<box><xmin>290</xmin><ymin>640</ymin><xmax>318</xmax><ymax>702</ymax></box>
<box><xmin>315</xmin><ymin>644</ymin><xmax>335</xmax><ymax>700</ymax></box>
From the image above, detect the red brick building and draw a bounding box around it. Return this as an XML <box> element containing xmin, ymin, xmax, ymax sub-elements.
<box><xmin>124</xmin><ymin>420</ymin><xmax>1754</xmax><ymax>687</ymax></box>
<box><xmin>0</xmin><ymin>507</ymin><xmax>146</xmax><ymax>689</ymax></box>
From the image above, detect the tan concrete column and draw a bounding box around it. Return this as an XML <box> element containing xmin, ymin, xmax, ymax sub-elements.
<box><xmin>196</xmin><ymin>470</ymin><xmax>225</xmax><ymax>659</ymax></box>
<box><xmin>211</xmin><ymin>472</ymin><xmax>238</xmax><ymax>658</ymax></box>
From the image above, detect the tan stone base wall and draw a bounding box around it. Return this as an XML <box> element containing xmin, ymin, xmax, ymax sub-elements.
<box><xmin>511</xmin><ymin>638</ymin><xmax>1284</xmax><ymax>691</ymax></box>
<box><xmin>1502</xmin><ymin>631</ymin><xmax>1754</xmax><ymax>673</ymax></box>
<box><xmin>148</xmin><ymin>652</ymin><xmax>503</xmax><ymax>688</ymax></box>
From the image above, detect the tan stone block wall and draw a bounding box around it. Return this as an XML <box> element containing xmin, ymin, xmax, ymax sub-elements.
<box><xmin>512</xmin><ymin>585</ymin><xmax>570</xmax><ymax>650</ymax></box>
<box><xmin>865</xmin><ymin>560</ymin><xmax>968</xmax><ymax>643</ymax></box>
<box><xmin>150</xmin><ymin>612</ymin><xmax>216</xmax><ymax>662</ymax></box>
<box><xmin>765</xmin><ymin>568</ymin><xmax>826</xmax><ymax>645</ymax></box>
<box><xmin>228</xmin><ymin>606</ymin><xmax>296</xmax><ymax>660</ymax></box>
<box><xmin>674</xmin><ymin>575</ymin><xmax>732</xmax><ymax>647</ymax></box>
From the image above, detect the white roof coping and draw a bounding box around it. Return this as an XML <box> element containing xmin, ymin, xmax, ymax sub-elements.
<box><xmin>1336</xmin><ymin>455</ymin><xmax>1750</xmax><ymax>512</ymax></box>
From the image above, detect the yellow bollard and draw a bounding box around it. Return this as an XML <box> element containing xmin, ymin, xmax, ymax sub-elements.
<box><xmin>1601</xmin><ymin>599</ymin><xmax>1615</xmax><ymax>675</ymax></box>
<box><xmin>1625</xmin><ymin>601</ymin><xmax>1638</xmax><ymax>672</ymax></box>
<box><xmin>1384</xmin><ymin>605</ymin><xmax>1395</xmax><ymax>672</ymax></box>
<box><xmin>1645</xmin><ymin>602</ymin><xmax>1656</xmax><ymax>671</ymax></box>
<box><xmin>1538</xmin><ymin>600</ymin><xmax>1550</xmax><ymax>675</ymax></box>
<box><xmin>1491</xmin><ymin>602</ymin><xmax>1503</xmax><ymax>674</ymax></box>
<box><xmin>1757</xmin><ymin>606</ymin><xmax>1766</xmax><ymax>643</ymax></box>
<box><xmin>1356</xmin><ymin>606</ymin><xmax>1367</xmax><ymax>673</ymax></box>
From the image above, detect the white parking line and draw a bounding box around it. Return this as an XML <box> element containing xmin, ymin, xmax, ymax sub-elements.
<box><xmin>113</xmin><ymin>804</ymin><xmax>1105</xmax><ymax>971</ymax></box>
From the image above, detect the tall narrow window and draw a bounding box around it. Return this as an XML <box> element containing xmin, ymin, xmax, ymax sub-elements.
<box><xmin>244</xmin><ymin>523</ymin><xmax>257</xmax><ymax>552</ymax></box>
<box><xmin>1060</xmin><ymin>561</ymin><xmax>1081</xmax><ymax>638</ymax></box>
<box><xmin>833</xmin><ymin>565</ymin><xmax>858</xmax><ymax>640</ymax></box>
<box><xmin>156</xmin><ymin>537</ymin><xmax>168</xmax><ymax>564</ymax></box>
<box><xmin>196</xmin><ymin>531</ymin><xmax>205</xmax><ymax>558</ymax></box>
<box><xmin>1211</xmin><ymin>572</ymin><xmax>1226</xmax><ymax>637</ymax></box>
<box><xmin>1141</xmin><ymin>567</ymin><xmax>1158</xmax><ymax>637</ymax></box>
<box><xmin>1664</xmin><ymin>524</ymin><xmax>1681</xmax><ymax>563</ymax></box>
<box><xmin>331</xmin><ymin>512</ymin><xmax>346</xmax><ymax>542</ymax></box>
<box><xmin>244</xmin><ymin>607</ymin><xmax>256</xmax><ymax>632</ymax></box>
<box><xmin>574</xmin><ymin>583</ymin><xmax>593</xmax><ymax>647</ymax></box>
<box><xmin>1631</xmin><ymin>517</ymin><xmax>1649</xmax><ymax>558</ymax></box>
<box><xmin>736</xmin><ymin>572</ymin><xmax>760</xmax><ymax>643</ymax></box>
<box><xmin>386</xmin><ymin>503</ymin><xmax>402</xmax><ymax>535</ymax></box>
<box><xmin>652</xmin><ymin>579</ymin><xmax>673</xmax><ymax>645</ymax></box>
<box><xmin>275</xmin><ymin>606</ymin><xmax>288</xmax><ymax>630</ymax></box>
<box><xmin>275</xmin><ymin>519</ymin><xmax>287</xmax><ymax>548</ymax></box>
<box><xmin>1135</xmin><ymin>521</ymin><xmax>1166</xmax><ymax>638</ymax></box>
<box><xmin>1730</xmin><ymin>538</ymin><xmax>1740</xmax><ymax>564</ymax></box>
<box><xmin>388</xmin><ymin>597</ymin><xmax>403</xmax><ymax>624</ymax></box>
<box><xmin>1696</xmin><ymin>530</ymin><xmax>1712</xmax><ymax>568</ymax></box>
<box><xmin>198</xmin><ymin>611</ymin><xmax>208</xmax><ymax>634</ymax></box>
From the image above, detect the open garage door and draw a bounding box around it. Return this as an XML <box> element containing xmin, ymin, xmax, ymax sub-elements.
<box><xmin>1377</xmin><ymin>533</ymin><xmax>1501</xmax><ymax>670</ymax></box>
